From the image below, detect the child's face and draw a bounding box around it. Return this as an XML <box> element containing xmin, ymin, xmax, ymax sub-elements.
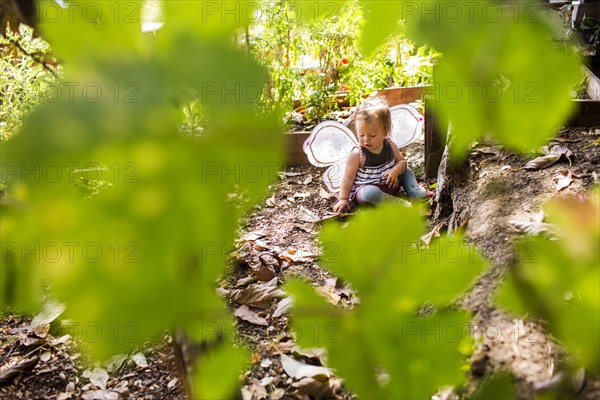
<box><xmin>356</xmin><ymin>119</ymin><xmax>387</xmax><ymax>154</ymax></box>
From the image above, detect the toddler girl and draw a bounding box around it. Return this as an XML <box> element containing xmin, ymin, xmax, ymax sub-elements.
<box><xmin>333</xmin><ymin>97</ymin><xmax>431</xmax><ymax>212</ymax></box>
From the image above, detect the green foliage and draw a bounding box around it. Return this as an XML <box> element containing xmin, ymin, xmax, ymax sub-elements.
<box><xmin>248</xmin><ymin>1</ymin><xmax>435</xmax><ymax>123</ymax></box>
<box><xmin>471</xmin><ymin>373</ymin><xmax>516</xmax><ymax>399</ymax></box>
<box><xmin>0</xmin><ymin>2</ymin><xmax>280</xmax><ymax>396</ymax></box>
<box><xmin>0</xmin><ymin>24</ymin><xmax>60</xmax><ymax>139</ymax></box>
<box><xmin>286</xmin><ymin>203</ymin><xmax>485</xmax><ymax>398</ymax></box>
<box><xmin>402</xmin><ymin>0</ymin><xmax>581</xmax><ymax>157</ymax></box>
<box><xmin>498</xmin><ymin>190</ymin><xmax>600</xmax><ymax>372</ymax></box>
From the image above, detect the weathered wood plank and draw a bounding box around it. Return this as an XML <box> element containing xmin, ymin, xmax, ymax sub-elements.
<box><xmin>567</xmin><ymin>99</ymin><xmax>600</xmax><ymax>127</ymax></box>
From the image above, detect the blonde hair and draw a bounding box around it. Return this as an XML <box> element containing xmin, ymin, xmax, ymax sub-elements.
<box><xmin>355</xmin><ymin>96</ymin><xmax>392</xmax><ymax>136</ymax></box>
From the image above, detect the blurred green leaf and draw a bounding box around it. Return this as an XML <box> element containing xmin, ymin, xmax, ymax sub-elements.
<box><xmin>472</xmin><ymin>372</ymin><xmax>516</xmax><ymax>400</ymax></box>
<box><xmin>405</xmin><ymin>0</ymin><xmax>580</xmax><ymax>157</ymax></box>
<box><xmin>287</xmin><ymin>202</ymin><xmax>485</xmax><ymax>398</ymax></box>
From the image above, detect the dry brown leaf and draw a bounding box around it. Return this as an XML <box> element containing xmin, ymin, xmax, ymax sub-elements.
<box><xmin>82</xmin><ymin>367</ymin><xmax>109</xmax><ymax>390</ymax></box>
<box><xmin>291</xmin><ymin>376</ymin><xmax>342</xmax><ymax>399</ymax></box>
<box><xmin>420</xmin><ymin>222</ymin><xmax>445</xmax><ymax>246</ymax></box>
<box><xmin>0</xmin><ymin>356</ymin><xmax>40</xmax><ymax>383</ymax></box>
<box><xmin>297</xmin><ymin>205</ymin><xmax>320</xmax><ymax>223</ymax></box>
<box><xmin>272</xmin><ymin>297</ymin><xmax>293</xmax><ymax>318</ymax></box>
<box><xmin>81</xmin><ymin>390</ymin><xmax>120</xmax><ymax>400</ymax></box>
<box><xmin>265</xmin><ymin>195</ymin><xmax>279</xmax><ymax>207</ymax></box>
<box><xmin>508</xmin><ymin>219</ymin><xmax>559</xmax><ymax>237</ymax></box>
<box><xmin>241</xmin><ymin>231</ymin><xmax>267</xmax><ymax>242</ymax></box>
<box><xmin>319</xmin><ymin>187</ymin><xmax>334</xmax><ymax>199</ymax></box>
<box><xmin>29</xmin><ymin>300</ymin><xmax>66</xmax><ymax>338</ymax></box>
<box><xmin>235</xmin><ymin>275</ymin><xmax>258</xmax><ymax>287</ymax></box>
<box><xmin>277</xmin><ymin>248</ymin><xmax>317</xmax><ymax>263</ymax></box>
<box><xmin>303</xmin><ymin>175</ymin><xmax>313</xmax><ymax>185</ymax></box>
<box><xmin>234</xmin><ymin>305</ymin><xmax>268</xmax><ymax>326</ymax></box>
<box><xmin>218</xmin><ymin>279</ymin><xmax>285</xmax><ymax>308</ymax></box>
<box><xmin>554</xmin><ymin>170</ymin><xmax>572</xmax><ymax>191</ymax></box>
<box><xmin>252</xmin><ymin>263</ymin><xmax>277</xmax><ymax>282</ymax></box>
<box><xmin>315</xmin><ymin>285</ymin><xmax>341</xmax><ymax>305</ymax></box>
<box><xmin>248</xmin><ymin>383</ymin><xmax>268</xmax><ymax>399</ymax></box>
<box><xmin>524</xmin><ymin>154</ymin><xmax>561</xmax><ymax>170</ymax></box>
<box><xmin>280</xmin><ymin>354</ymin><xmax>331</xmax><ymax>379</ymax></box>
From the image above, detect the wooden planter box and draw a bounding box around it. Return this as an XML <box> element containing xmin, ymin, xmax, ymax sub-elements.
<box><xmin>567</xmin><ymin>65</ymin><xmax>600</xmax><ymax>127</ymax></box>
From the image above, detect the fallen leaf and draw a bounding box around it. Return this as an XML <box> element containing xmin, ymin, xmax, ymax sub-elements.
<box><xmin>249</xmin><ymin>383</ymin><xmax>268</xmax><ymax>399</ymax></box>
<box><xmin>278</xmin><ymin>171</ymin><xmax>306</xmax><ymax>178</ymax></box>
<box><xmin>292</xmin><ymin>346</ymin><xmax>328</xmax><ymax>364</ymax></box>
<box><xmin>57</xmin><ymin>382</ymin><xmax>76</xmax><ymax>400</ymax></box>
<box><xmin>316</xmin><ymin>285</ymin><xmax>341</xmax><ymax>305</ymax></box>
<box><xmin>82</xmin><ymin>367</ymin><xmax>109</xmax><ymax>390</ymax></box>
<box><xmin>272</xmin><ymin>297</ymin><xmax>293</xmax><ymax>318</ymax></box>
<box><xmin>130</xmin><ymin>352</ymin><xmax>148</xmax><ymax>368</ymax></box>
<box><xmin>508</xmin><ymin>220</ymin><xmax>559</xmax><ymax>237</ymax></box>
<box><xmin>259</xmin><ymin>376</ymin><xmax>275</xmax><ymax>386</ymax></box>
<box><xmin>266</xmin><ymin>195</ymin><xmax>279</xmax><ymax>207</ymax></box>
<box><xmin>319</xmin><ymin>187</ymin><xmax>334</xmax><ymax>199</ymax></box>
<box><xmin>253</xmin><ymin>239</ymin><xmax>270</xmax><ymax>251</ymax></box>
<box><xmin>234</xmin><ymin>305</ymin><xmax>268</xmax><ymax>326</ymax></box>
<box><xmin>292</xmin><ymin>376</ymin><xmax>342</xmax><ymax>399</ymax></box>
<box><xmin>235</xmin><ymin>275</ymin><xmax>258</xmax><ymax>287</ymax></box>
<box><xmin>253</xmin><ymin>263</ymin><xmax>277</xmax><ymax>282</ymax></box>
<box><xmin>0</xmin><ymin>356</ymin><xmax>40</xmax><ymax>383</ymax></box>
<box><xmin>19</xmin><ymin>332</ymin><xmax>44</xmax><ymax>346</ymax></box>
<box><xmin>524</xmin><ymin>154</ymin><xmax>561</xmax><ymax>170</ymax></box>
<box><xmin>270</xmin><ymin>388</ymin><xmax>285</xmax><ymax>400</ymax></box>
<box><xmin>277</xmin><ymin>248</ymin><xmax>317</xmax><ymax>263</ymax></box>
<box><xmin>303</xmin><ymin>175</ymin><xmax>313</xmax><ymax>185</ymax></box>
<box><xmin>105</xmin><ymin>354</ymin><xmax>128</xmax><ymax>373</ymax></box>
<box><xmin>81</xmin><ymin>390</ymin><xmax>120</xmax><ymax>400</ymax></box>
<box><xmin>554</xmin><ymin>170</ymin><xmax>572</xmax><ymax>191</ymax></box>
<box><xmin>297</xmin><ymin>206</ymin><xmax>320</xmax><ymax>223</ymax></box>
<box><xmin>50</xmin><ymin>334</ymin><xmax>71</xmax><ymax>345</ymax></box>
<box><xmin>29</xmin><ymin>300</ymin><xmax>66</xmax><ymax>338</ymax></box>
<box><xmin>218</xmin><ymin>279</ymin><xmax>285</xmax><ymax>308</ymax></box>
<box><xmin>280</xmin><ymin>354</ymin><xmax>331</xmax><ymax>380</ymax></box>
<box><xmin>500</xmin><ymin>165</ymin><xmax>512</xmax><ymax>172</ymax></box>
<box><xmin>420</xmin><ymin>222</ymin><xmax>445</xmax><ymax>246</ymax></box>
<box><xmin>293</xmin><ymin>192</ymin><xmax>311</xmax><ymax>199</ymax></box>
<box><xmin>241</xmin><ymin>231</ymin><xmax>267</xmax><ymax>242</ymax></box>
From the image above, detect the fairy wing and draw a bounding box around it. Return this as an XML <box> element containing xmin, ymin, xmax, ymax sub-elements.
<box><xmin>322</xmin><ymin>159</ymin><xmax>347</xmax><ymax>192</ymax></box>
<box><xmin>389</xmin><ymin>104</ymin><xmax>424</xmax><ymax>149</ymax></box>
<box><xmin>303</xmin><ymin>121</ymin><xmax>358</xmax><ymax>167</ymax></box>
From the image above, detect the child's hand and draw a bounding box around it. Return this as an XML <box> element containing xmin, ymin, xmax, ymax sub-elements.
<box><xmin>333</xmin><ymin>199</ymin><xmax>350</xmax><ymax>213</ymax></box>
<box><xmin>385</xmin><ymin>170</ymin><xmax>400</xmax><ymax>188</ymax></box>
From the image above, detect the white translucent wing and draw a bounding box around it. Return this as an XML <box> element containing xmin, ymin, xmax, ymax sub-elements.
<box><xmin>323</xmin><ymin>159</ymin><xmax>347</xmax><ymax>192</ymax></box>
<box><xmin>303</xmin><ymin>121</ymin><xmax>358</xmax><ymax>167</ymax></box>
<box><xmin>389</xmin><ymin>104</ymin><xmax>424</xmax><ymax>148</ymax></box>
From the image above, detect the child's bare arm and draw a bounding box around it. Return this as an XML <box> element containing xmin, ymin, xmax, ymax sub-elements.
<box><xmin>333</xmin><ymin>149</ymin><xmax>360</xmax><ymax>212</ymax></box>
<box><xmin>385</xmin><ymin>142</ymin><xmax>407</xmax><ymax>188</ymax></box>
